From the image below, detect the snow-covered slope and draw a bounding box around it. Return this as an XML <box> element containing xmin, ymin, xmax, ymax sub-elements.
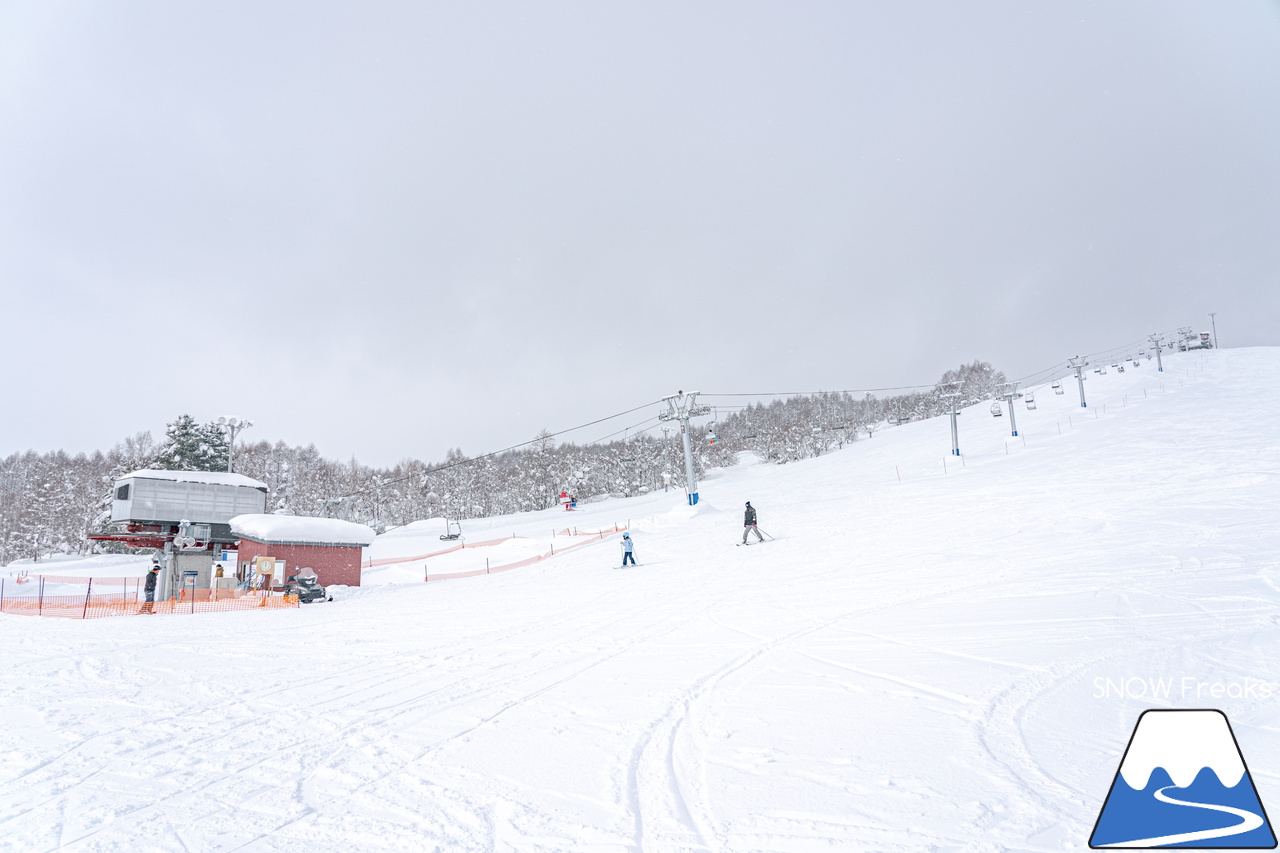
<box><xmin>2</xmin><ymin>347</ymin><xmax>1277</xmax><ymax>852</ymax></box>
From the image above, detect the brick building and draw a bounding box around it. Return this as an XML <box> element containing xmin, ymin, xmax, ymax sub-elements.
<box><xmin>229</xmin><ymin>514</ymin><xmax>376</xmax><ymax>587</ymax></box>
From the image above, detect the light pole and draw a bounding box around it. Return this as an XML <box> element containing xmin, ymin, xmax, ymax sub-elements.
<box><xmin>1209</xmin><ymin>312</ymin><xmax>1219</xmax><ymax>349</ymax></box>
<box><xmin>1068</xmin><ymin>357</ymin><xmax>1089</xmax><ymax>408</ymax></box>
<box><xmin>658</xmin><ymin>391</ymin><xmax>711</xmax><ymax>505</ymax></box>
<box><xmin>996</xmin><ymin>381</ymin><xmax>1020</xmax><ymax>437</ymax></box>
<box><xmin>217</xmin><ymin>417</ymin><xmax>253</xmax><ymax>473</ymax></box>
<box><xmin>1148</xmin><ymin>335</ymin><xmax>1165</xmax><ymax>372</ymax></box>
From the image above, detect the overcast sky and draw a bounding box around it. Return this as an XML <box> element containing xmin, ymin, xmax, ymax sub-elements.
<box><xmin>3</xmin><ymin>1</ymin><xmax>1277</xmax><ymax>468</ymax></box>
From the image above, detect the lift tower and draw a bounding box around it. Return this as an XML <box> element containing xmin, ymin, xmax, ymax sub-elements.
<box><xmin>659</xmin><ymin>391</ymin><xmax>711</xmax><ymax>505</ymax></box>
<box><xmin>1068</xmin><ymin>356</ymin><xmax>1089</xmax><ymax>408</ymax></box>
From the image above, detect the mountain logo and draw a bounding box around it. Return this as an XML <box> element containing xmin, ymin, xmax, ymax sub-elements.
<box><xmin>1090</xmin><ymin>709</ymin><xmax>1276</xmax><ymax>848</ymax></box>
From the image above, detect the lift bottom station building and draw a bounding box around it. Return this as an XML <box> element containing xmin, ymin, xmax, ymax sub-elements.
<box><xmin>90</xmin><ymin>470</ymin><xmax>375</xmax><ymax>602</ymax></box>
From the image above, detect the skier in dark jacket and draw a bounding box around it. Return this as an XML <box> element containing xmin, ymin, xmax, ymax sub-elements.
<box><xmin>742</xmin><ymin>501</ymin><xmax>764</xmax><ymax>544</ymax></box>
<box><xmin>140</xmin><ymin>563</ymin><xmax>160</xmax><ymax>613</ymax></box>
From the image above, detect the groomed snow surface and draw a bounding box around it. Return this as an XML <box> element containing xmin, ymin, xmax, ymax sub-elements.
<box><xmin>2</xmin><ymin>347</ymin><xmax>1278</xmax><ymax>852</ymax></box>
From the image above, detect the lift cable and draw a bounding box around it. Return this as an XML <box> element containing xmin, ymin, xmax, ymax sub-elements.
<box><xmin>341</xmin><ymin>398</ymin><xmax>667</xmax><ymax>498</ymax></box>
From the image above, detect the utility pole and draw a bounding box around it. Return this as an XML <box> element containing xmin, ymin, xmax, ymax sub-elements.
<box><xmin>1148</xmin><ymin>334</ymin><xmax>1165</xmax><ymax>372</ymax></box>
<box><xmin>217</xmin><ymin>417</ymin><xmax>253</xmax><ymax>473</ymax></box>
<box><xmin>937</xmin><ymin>381</ymin><xmax>963</xmax><ymax>456</ymax></box>
<box><xmin>658</xmin><ymin>390</ymin><xmax>711</xmax><ymax>505</ymax></box>
<box><xmin>1209</xmin><ymin>312</ymin><xmax>1219</xmax><ymax>349</ymax></box>
<box><xmin>1068</xmin><ymin>357</ymin><xmax>1089</xmax><ymax>408</ymax></box>
<box><xmin>996</xmin><ymin>381</ymin><xmax>1020</xmax><ymax>437</ymax></box>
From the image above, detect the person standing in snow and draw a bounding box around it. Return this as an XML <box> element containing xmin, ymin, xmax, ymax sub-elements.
<box><xmin>620</xmin><ymin>532</ymin><xmax>636</xmax><ymax>567</ymax></box>
<box><xmin>140</xmin><ymin>563</ymin><xmax>160</xmax><ymax>613</ymax></box>
<box><xmin>742</xmin><ymin>501</ymin><xmax>764</xmax><ymax>544</ymax></box>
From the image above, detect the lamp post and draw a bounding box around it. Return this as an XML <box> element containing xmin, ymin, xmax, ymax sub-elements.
<box><xmin>217</xmin><ymin>417</ymin><xmax>253</xmax><ymax>473</ymax></box>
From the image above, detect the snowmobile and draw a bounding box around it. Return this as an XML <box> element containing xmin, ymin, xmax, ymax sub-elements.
<box><xmin>283</xmin><ymin>573</ymin><xmax>331</xmax><ymax>604</ymax></box>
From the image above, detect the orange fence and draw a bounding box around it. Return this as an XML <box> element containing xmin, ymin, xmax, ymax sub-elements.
<box><xmin>0</xmin><ymin>577</ymin><xmax>298</xmax><ymax>619</ymax></box>
<box><xmin>363</xmin><ymin>537</ymin><xmax>512</xmax><ymax>568</ymax></box>
<box><xmin>425</xmin><ymin>528</ymin><xmax>626</xmax><ymax>583</ymax></box>
<box><xmin>368</xmin><ymin>524</ymin><xmax>631</xmax><ymax>570</ymax></box>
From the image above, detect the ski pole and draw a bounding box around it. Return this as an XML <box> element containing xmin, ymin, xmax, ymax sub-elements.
<box><xmin>757</xmin><ymin>528</ymin><xmax>774</xmax><ymax>540</ymax></box>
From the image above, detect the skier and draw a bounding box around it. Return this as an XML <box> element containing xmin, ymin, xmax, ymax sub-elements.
<box><xmin>742</xmin><ymin>501</ymin><xmax>764</xmax><ymax>544</ymax></box>
<box><xmin>139</xmin><ymin>563</ymin><xmax>160</xmax><ymax>613</ymax></box>
<box><xmin>620</xmin><ymin>532</ymin><xmax>636</xmax><ymax>567</ymax></box>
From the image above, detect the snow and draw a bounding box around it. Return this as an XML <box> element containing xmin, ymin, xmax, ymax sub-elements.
<box><xmin>120</xmin><ymin>469</ymin><xmax>268</xmax><ymax>489</ymax></box>
<box><xmin>2</xmin><ymin>553</ymin><xmax>151</xmax><ymax>579</ymax></box>
<box><xmin>229</xmin><ymin>513</ymin><xmax>377</xmax><ymax>546</ymax></box>
<box><xmin>2</xmin><ymin>347</ymin><xmax>1278</xmax><ymax>851</ymax></box>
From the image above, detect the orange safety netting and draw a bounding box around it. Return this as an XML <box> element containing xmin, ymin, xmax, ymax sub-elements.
<box><xmin>369</xmin><ymin>524</ymin><xmax>631</xmax><ymax>569</ymax></box>
<box><xmin>0</xmin><ymin>589</ymin><xmax>298</xmax><ymax>619</ymax></box>
<box><xmin>362</xmin><ymin>536</ymin><xmax>511</xmax><ymax>568</ymax></box>
<box><xmin>16</xmin><ymin>575</ymin><xmax>140</xmax><ymax>585</ymax></box>
<box><xmin>425</xmin><ymin>528</ymin><xmax>625</xmax><ymax>582</ymax></box>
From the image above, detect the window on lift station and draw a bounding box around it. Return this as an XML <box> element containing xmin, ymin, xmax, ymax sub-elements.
<box><xmin>115</xmin><ymin>484</ymin><xmax>130</xmax><ymax>501</ymax></box>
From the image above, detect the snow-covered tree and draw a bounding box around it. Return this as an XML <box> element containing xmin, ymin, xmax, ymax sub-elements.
<box><xmin>152</xmin><ymin>415</ymin><xmax>229</xmax><ymax>471</ymax></box>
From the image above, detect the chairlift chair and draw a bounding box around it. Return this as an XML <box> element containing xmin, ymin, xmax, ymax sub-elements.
<box><xmin>1116</xmin><ymin>364</ymin><xmax>1125</xmax><ymax>373</ymax></box>
<box><xmin>1025</xmin><ymin>392</ymin><xmax>1037</xmax><ymax>410</ymax></box>
<box><xmin>1051</xmin><ymin>380</ymin><xmax>1064</xmax><ymax>395</ymax></box>
<box><xmin>440</xmin><ymin>519</ymin><xmax>462</xmax><ymax>541</ymax></box>
<box><xmin>990</xmin><ymin>402</ymin><xmax>1003</xmax><ymax>417</ymax></box>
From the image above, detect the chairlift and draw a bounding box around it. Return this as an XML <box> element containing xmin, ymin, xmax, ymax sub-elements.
<box><xmin>1132</xmin><ymin>359</ymin><xmax>1140</xmax><ymax>367</ymax></box>
<box><xmin>1094</xmin><ymin>367</ymin><xmax>1106</xmax><ymax>375</ymax></box>
<box><xmin>1116</xmin><ymin>364</ymin><xmax>1124</xmax><ymax>373</ymax></box>
<box><xmin>1051</xmin><ymin>380</ymin><xmax>1064</xmax><ymax>395</ymax></box>
<box><xmin>1025</xmin><ymin>393</ymin><xmax>1037</xmax><ymax>410</ymax></box>
<box><xmin>440</xmin><ymin>519</ymin><xmax>462</xmax><ymax>541</ymax></box>
<box><xmin>707</xmin><ymin>429</ymin><xmax>719</xmax><ymax>446</ymax></box>
<box><xmin>990</xmin><ymin>402</ymin><xmax>1003</xmax><ymax>417</ymax></box>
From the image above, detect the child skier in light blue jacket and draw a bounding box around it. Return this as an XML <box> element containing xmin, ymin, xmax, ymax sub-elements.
<box><xmin>621</xmin><ymin>532</ymin><xmax>636</xmax><ymax>567</ymax></box>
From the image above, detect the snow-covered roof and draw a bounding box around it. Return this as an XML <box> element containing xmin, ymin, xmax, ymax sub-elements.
<box><xmin>120</xmin><ymin>469</ymin><xmax>268</xmax><ymax>490</ymax></box>
<box><xmin>230</xmin><ymin>514</ymin><xmax>377</xmax><ymax>547</ymax></box>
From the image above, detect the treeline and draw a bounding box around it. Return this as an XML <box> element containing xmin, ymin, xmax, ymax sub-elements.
<box><xmin>715</xmin><ymin>360</ymin><xmax>1006</xmax><ymax>463</ymax></box>
<box><xmin>0</xmin><ymin>361</ymin><xmax>1002</xmax><ymax>565</ymax></box>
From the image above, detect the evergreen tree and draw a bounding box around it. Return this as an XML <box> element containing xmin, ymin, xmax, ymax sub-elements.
<box><xmin>152</xmin><ymin>415</ymin><xmax>228</xmax><ymax>471</ymax></box>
